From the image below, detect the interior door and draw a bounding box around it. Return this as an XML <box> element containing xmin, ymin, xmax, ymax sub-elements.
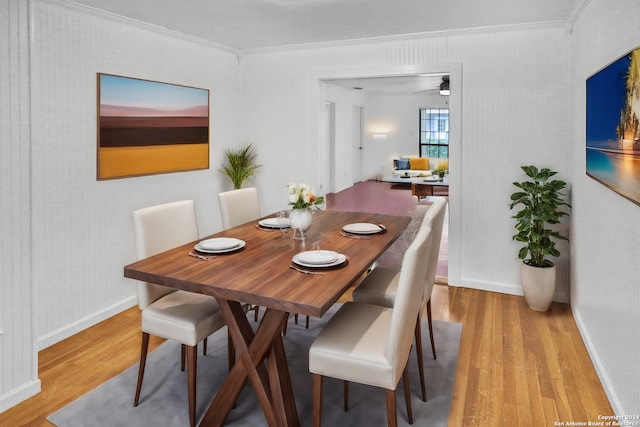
<box><xmin>352</xmin><ymin>106</ymin><xmax>363</xmax><ymax>183</ymax></box>
<box><xmin>326</xmin><ymin>102</ymin><xmax>336</xmax><ymax>194</ymax></box>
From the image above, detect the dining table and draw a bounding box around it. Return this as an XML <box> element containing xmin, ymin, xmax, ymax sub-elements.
<box><xmin>124</xmin><ymin>209</ymin><xmax>411</xmax><ymax>427</ymax></box>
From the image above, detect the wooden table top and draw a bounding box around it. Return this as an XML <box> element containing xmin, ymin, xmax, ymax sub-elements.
<box><xmin>124</xmin><ymin>210</ymin><xmax>410</xmax><ymax>318</ymax></box>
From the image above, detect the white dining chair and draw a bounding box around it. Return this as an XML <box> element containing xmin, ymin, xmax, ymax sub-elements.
<box><xmin>351</xmin><ymin>197</ymin><xmax>447</xmax><ymax>402</ymax></box>
<box><xmin>132</xmin><ymin>200</ymin><xmax>228</xmax><ymax>427</ymax></box>
<box><xmin>309</xmin><ymin>224</ymin><xmax>434</xmax><ymax>427</ymax></box>
<box><xmin>218</xmin><ymin>187</ymin><xmax>261</xmax><ymax>230</ymax></box>
<box><xmin>217</xmin><ymin>187</ymin><xmax>264</xmax><ymax>321</ymax></box>
<box><xmin>217</xmin><ymin>187</ymin><xmax>309</xmax><ymax>330</ymax></box>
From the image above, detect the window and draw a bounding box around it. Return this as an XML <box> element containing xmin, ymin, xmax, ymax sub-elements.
<box><xmin>419</xmin><ymin>108</ymin><xmax>449</xmax><ymax>158</ymax></box>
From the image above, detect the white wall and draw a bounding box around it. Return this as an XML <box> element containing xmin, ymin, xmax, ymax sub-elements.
<box><xmin>569</xmin><ymin>0</ymin><xmax>640</xmax><ymax>415</ymax></box>
<box><xmin>320</xmin><ymin>84</ymin><xmax>448</xmax><ymax>187</ymax></box>
<box><xmin>29</xmin><ymin>0</ymin><xmax>241</xmax><ymax>346</ymax></box>
<box><xmin>1</xmin><ymin>0</ymin><xmax>39</xmax><ymax>411</ymax></box>
<box><xmin>1</xmin><ymin>0</ymin><xmax>241</xmax><ymax>411</ymax></box>
<box><xmin>239</xmin><ymin>24</ymin><xmax>571</xmax><ymax>302</ymax></box>
<box><xmin>361</xmin><ymin>91</ymin><xmax>448</xmax><ymax>179</ymax></box>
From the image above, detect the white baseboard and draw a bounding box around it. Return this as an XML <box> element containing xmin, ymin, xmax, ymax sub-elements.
<box><xmin>572</xmin><ymin>307</ymin><xmax>623</xmax><ymax>415</ymax></box>
<box><xmin>0</xmin><ymin>379</ymin><xmax>41</xmax><ymax>413</ymax></box>
<box><xmin>37</xmin><ymin>296</ymin><xmax>137</xmax><ymax>351</ymax></box>
<box><xmin>458</xmin><ymin>277</ymin><xmax>569</xmax><ymax>303</ymax></box>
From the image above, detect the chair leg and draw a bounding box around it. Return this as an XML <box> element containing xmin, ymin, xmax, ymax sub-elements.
<box><xmin>343</xmin><ymin>381</ymin><xmax>349</xmax><ymax>411</ymax></box>
<box><xmin>402</xmin><ymin>365</ymin><xmax>413</xmax><ymax>425</ymax></box>
<box><xmin>187</xmin><ymin>345</ymin><xmax>198</xmax><ymax>427</ymax></box>
<box><xmin>385</xmin><ymin>388</ymin><xmax>398</xmax><ymax>427</ymax></box>
<box><xmin>427</xmin><ymin>300</ymin><xmax>437</xmax><ymax>359</ymax></box>
<box><xmin>133</xmin><ymin>332</ymin><xmax>150</xmax><ymax>407</ymax></box>
<box><xmin>203</xmin><ymin>337</ymin><xmax>208</xmax><ymax>356</ymax></box>
<box><xmin>414</xmin><ymin>313</ymin><xmax>426</xmax><ymax>402</ymax></box>
<box><xmin>181</xmin><ymin>344</ymin><xmax>186</xmax><ymax>372</ymax></box>
<box><xmin>283</xmin><ymin>314</ymin><xmax>289</xmax><ymax>336</ymax></box>
<box><xmin>283</xmin><ymin>313</ymin><xmax>309</xmax><ymax>332</ymax></box>
<box><xmin>253</xmin><ymin>305</ymin><xmax>260</xmax><ymax>322</ymax></box>
<box><xmin>313</xmin><ymin>374</ymin><xmax>323</xmax><ymax>427</ymax></box>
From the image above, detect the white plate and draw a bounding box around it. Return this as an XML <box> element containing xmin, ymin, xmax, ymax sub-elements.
<box><xmin>342</xmin><ymin>223</ymin><xmax>384</xmax><ymax>235</ymax></box>
<box><xmin>295</xmin><ymin>250</ymin><xmax>339</xmax><ymax>265</ymax></box>
<box><xmin>423</xmin><ymin>177</ymin><xmax>438</xmax><ymax>182</ymax></box>
<box><xmin>198</xmin><ymin>238</ymin><xmax>241</xmax><ymax>250</ymax></box>
<box><xmin>292</xmin><ymin>252</ymin><xmax>347</xmax><ymax>268</ymax></box>
<box><xmin>195</xmin><ymin>238</ymin><xmax>245</xmax><ymax>253</ymax></box>
<box><xmin>258</xmin><ymin>218</ymin><xmax>291</xmax><ymax>229</ymax></box>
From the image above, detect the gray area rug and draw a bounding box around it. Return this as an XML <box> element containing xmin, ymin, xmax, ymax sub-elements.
<box><xmin>49</xmin><ymin>307</ymin><xmax>462</xmax><ymax>427</ymax></box>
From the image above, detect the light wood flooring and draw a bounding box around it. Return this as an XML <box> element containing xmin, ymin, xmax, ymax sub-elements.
<box><xmin>0</xmin><ymin>286</ymin><xmax>613</xmax><ymax>426</ymax></box>
<box><xmin>0</xmin><ymin>181</ymin><xmax>613</xmax><ymax>426</ymax></box>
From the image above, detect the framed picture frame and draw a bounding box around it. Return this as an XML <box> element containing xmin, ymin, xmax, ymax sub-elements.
<box><xmin>97</xmin><ymin>73</ymin><xmax>210</xmax><ymax>180</ymax></box>
<box><xmin>586</xmin><ymin>46</ymin><xmax>640</xmax><ymax>205</ymax></box>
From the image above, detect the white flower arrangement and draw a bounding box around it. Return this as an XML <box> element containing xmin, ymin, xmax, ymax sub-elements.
<box><xmin>287</xmin><ymin>183</ymin><xmax>325</xmax><ymax>209</ymax></box>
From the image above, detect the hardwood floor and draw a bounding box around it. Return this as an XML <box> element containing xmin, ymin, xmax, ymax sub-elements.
<box><xmin>0</xmin><ymin>308</ymin><xmax>166</xmax><ymax>426</ymax></box>
<box><xmin>438</xmin><ymin>286</ymin><xmax>613</xmax><ymax>426</ymax></box>
<box><xmin>0</xmin><ymin>181</ymin><xmax>613</xmax><ymax>426</ymax></box>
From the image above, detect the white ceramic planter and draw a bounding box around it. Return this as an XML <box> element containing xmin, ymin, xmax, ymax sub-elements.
<box><xmin>520</xmin><ymin>262</ymin><xmax>556</xmax><ymax>312</ymax></box>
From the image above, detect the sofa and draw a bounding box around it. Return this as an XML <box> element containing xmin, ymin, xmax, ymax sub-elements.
<box><xmin>391</xmin><ymin>157</ymin><xmax>448</xmax><ymax>178</ymax></box>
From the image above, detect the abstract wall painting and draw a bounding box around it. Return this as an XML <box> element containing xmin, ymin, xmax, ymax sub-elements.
<box><xmin>586</xmin><ymin>46</ymin><xmax>640</xmax><ymax>205</ymax></box>
<box><xmin>97</xmin><ymin>73</ymin><xmax>209</xmax><ymax>180</ymax></box>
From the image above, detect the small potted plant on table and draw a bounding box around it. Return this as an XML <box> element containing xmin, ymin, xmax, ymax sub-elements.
<box><xmin>509</xmin><ymin>165</ymin><xmax>571</xmax><ymax>311</ymax></box>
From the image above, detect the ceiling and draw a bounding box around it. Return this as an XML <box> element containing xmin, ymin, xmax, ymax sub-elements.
<box><xmin>71</xmin><ymin>0</ymin><xmax>580</xmax><ymax>51</ymax></box>
<box><xmin>70</xmin><ymin>0</ymin><xmax>580</xmax><ymax>95</ymax></box>
<box><xmin>324</xmin><ymin>74</ymin><xmax>448</xmax><ymax>95</ymax></box>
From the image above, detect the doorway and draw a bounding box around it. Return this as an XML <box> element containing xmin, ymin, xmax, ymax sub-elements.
<box><xmin>313</xmin><ymin>64</ymin><xmax>461</xmax><ymax>286</ymax></box>
<box><xmin>325</xmin><ymin>102</ymin><xmax>336</xmax><ymax>193</ymax></box>
<box><xmin>353</xmin><ymin>106</ymin><xmax>363</xmax><ymax>183</ymax></box>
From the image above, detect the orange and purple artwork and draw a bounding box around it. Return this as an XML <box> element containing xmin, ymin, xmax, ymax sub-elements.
<box><xmin>97</xmin><ymin>73</ymin><xmax>209</xmax><ymax>180</ymax></box>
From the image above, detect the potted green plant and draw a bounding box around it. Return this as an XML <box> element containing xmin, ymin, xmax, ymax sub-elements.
<box><xmin>219</xmin><ymin>143</ymin><xmax>262</xmax><ymax>189</ymax></box>
<box><xmin>509</xmin><ymin>165</ymin><xmax>571</xmax><ymax>311</ymax></box>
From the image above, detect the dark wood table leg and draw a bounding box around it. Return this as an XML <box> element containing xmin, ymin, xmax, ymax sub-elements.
<box><xmin>411</xmin><ymin>182</ymin><xmax>434</xmax><ymax>201</ymax></box>
<box><xmin>266</xmin><ymin>329</ymin><xmax>300</xmax><ymax>426</ymax></box>
<box><xmin>199</xmin><ymin>300</ymin><xmax>299</xmax><ymax>427</ymax></box>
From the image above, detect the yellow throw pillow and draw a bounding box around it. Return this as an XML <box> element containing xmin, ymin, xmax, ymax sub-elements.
<box><xmin>409</xmin><ymin>157</ymin><xmax>429</xmax><ymax>170</ymax></box>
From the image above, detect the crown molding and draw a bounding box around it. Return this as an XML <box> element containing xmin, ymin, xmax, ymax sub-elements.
<box><xmin>52</xmin><ymin>0</ymin><xmax>240</xmax><ymax>57</ymax></box>
<box><xmin>566</xmin><ymin>0</ymin><xmax>592</xmax><ymax>27</ymax></box>
<box><xmin>240</xmin><ymin>20</ymin><xmax>571</xmax><ymax>56</ymax></box>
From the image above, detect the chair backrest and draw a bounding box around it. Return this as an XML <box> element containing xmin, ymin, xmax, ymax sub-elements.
<box><xmin>132</xmin><ymin>200</ymin><xmax>199</xmax><ymax>309</ymax></box>
<box><xmin>385</xmin><ymin>224</ymin><xmax>433</xmax><ymax>382</ymax></box>
<box><xmin>217</xmin><ymin>187</ymin><xmax>261</xmax><ymax>230</ymax></box>
<box><xmin>420</xmin><ymin>198</ymin><xmax>447</xmax><ymax>302</ymax></box>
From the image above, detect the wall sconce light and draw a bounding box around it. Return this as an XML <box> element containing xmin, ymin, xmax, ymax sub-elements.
<box><xmin>439</xmin><ymin>76</ymin><xmax>450</xmax><ymax>96</ymax></box>
<box><xmin>372</xmin><ymin>133</ymin><xmax>387</xmax><ymax>140</ymax></box>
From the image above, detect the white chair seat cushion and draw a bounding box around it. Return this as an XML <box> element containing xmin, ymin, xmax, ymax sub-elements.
<box><xmin>309</xmin><ymin>302</ymin><xmax>398</xmax><ymax>390</ymax></box>
<box><xmin>351</xmin><ymin>267</ymin><xmax>400</xmax><ymax>308</ymax></box>
<box><xmin>142</xmin><ymin>290</ymin><xmax>225</xmax><ymax>347</ymax></box>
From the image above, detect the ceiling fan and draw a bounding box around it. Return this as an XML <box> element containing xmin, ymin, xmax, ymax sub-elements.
<box><xmin>439</xmin><ymin>76</ymin><xmax>450</xmax><ymax>96</ymax></box>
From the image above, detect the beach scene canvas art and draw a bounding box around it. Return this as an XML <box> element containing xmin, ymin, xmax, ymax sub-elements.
<box><xmin>97</xmin><ymin>74</ymin><xmax>209</xmax><ymax>180</ymax></box>
<box><xmin>586</xmin><ymin>47</ymin><xmax>640</xmax><ymax>205</ymax></box>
